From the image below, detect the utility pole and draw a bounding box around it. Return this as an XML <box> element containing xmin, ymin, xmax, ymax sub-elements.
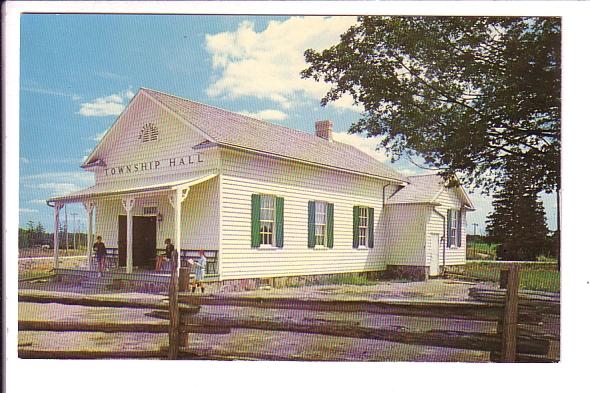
<box><xmin>70</xmin><ymin>212</ymin><xmax>79</xmax><ymax>250</ymax></box>
<box><xmin>64</xmin><ymin>205</ymin><xmax>68</xmax><ymax>256</ymax></box>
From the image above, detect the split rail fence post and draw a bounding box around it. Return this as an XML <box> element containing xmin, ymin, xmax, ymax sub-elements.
<box><xmin>500</xmin><ymin>264</ymin><xmax>520</xmax><ymax>362</ymax></box>
<box><xmin>168</xmin><ymin>250</ymin><xmax>180</xmax><ymax>359</ymax></box>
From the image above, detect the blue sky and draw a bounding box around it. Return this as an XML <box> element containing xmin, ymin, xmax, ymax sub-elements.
<box><xmin>19</xmin><ymin>14</ymin><xmax>557</xmax><ymax>234</ymax></box>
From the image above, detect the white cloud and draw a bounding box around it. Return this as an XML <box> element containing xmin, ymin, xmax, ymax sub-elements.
<box><xmin>22</xmin><ymin>171</ymin><xmax>94</xmax><ymax>197</ymax></box>
<box><xmin>332</xmin><ymin>132</ymin><xmax>389</xmax><ymax>163</ymax></box>
<box><xmin>238</xmin><ymin>109</ymin><xmax>288</xmax><ymax>121</ymax></box>
<box><xmin>92</xmin><ymin>129</ymin><xmax>109</xmax><ymax>142</ymax></box>
<box><xmin>19</xmin><ymin>208</ymin><xmax>38</xmax><ymax>214</ymax></box>
<box><xmin>30</xmin><ymin>199</ymin><xmax>48</xmax><ymax>205</ymax></box>
<box><xmin>22</xmin><ymin>86</ymin><xmax>80</xmax><ymax>101</ymax></box>
<box><xmin>79</xmin><ymin>88</ymin><xmax>134</xmax><ymax>116</ymax></box>
<box><xmin>22</xmin><ymin>171</ymin><xmax>94</xmax><ymax>184</ymax></box>
<box><xmin>205</xmin><ymin>17</ymin><xmax>361</xmax><ymax>112</ymax></box>
<box><xmin>21</xmin><ymin>157</ymin><xmax>30</xmax><ymax>164</ymax></box>
<box><xmin>36</xmin><ymin>183</ymin><xmax>82</xmax><ymax>196</ymax></box>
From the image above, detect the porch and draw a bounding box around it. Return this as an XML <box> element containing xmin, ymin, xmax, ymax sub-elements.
<box><xmin>46</xmin><ymin>171</ymin><xmax>220</xmax><ymax>278</ymax></box>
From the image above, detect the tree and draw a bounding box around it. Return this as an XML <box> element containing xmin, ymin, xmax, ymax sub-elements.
<box><xmin>302</xmin><ymin>16</ymin><xmax>560</xmax><ymax>194</ymax></box>
<box><xmin>486</xmin><ymin>161</ymin><xmax>550</xmax><ymax>260</ymax></box>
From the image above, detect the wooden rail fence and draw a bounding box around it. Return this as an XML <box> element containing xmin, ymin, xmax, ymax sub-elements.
<box><xmin>18</xmin><ymin>258</ymin><xmax>557</xmax><ymax>361</ymax></box>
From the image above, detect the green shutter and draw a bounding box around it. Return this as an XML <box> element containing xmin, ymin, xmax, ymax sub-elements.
<box><xmin>251</xmin><ymin>194</ymin><xmax>261</xmax><ymax>248</ymax></box>
<box><xmin>352</xmin><ymin>206</ymin><xmax>360</xmax><ymax>249</ymax></box>
<box><xmin>456</xmin><ymin>209</ymin><xmax>462</xmax><ymax>248</ymax></box>
<box><xmin>275</xmin><ymin>197</ymin><xmax>284</xmax><ymax>248</ymax></box>
<box><xmin>308</xmin><ymin>201</ymin><xmax>316</xmax><ymax>248</ymax></box>
<box><xmin>368</xmin><ymin>207</ymin><xmax>374</xmax><ymax>248</ymax></box>
<box><xmin>446</xmin><ymin>209</ymin><xmax>452</xmax><ymax>248</ymax></box>
<box><xmin>327</xmin><ymin>203</ymin><xmax>334</xmax><ymax>249</ymax></box>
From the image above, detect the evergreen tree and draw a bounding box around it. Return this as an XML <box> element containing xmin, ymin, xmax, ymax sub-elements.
<box><xmin>486</xmin><ymin>161</ymin><xmax>549</xmax><ymax>260</ymax></box>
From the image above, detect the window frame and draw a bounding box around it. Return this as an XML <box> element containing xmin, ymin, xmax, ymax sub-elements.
<box><xmin>259</xmin><ymin>194</ymin><xmax>276</xmax><ymax>247</ymax></box>
<box><xmin>358</xmin><ymin>206</ymin><xmax>369</xmax><ymax>248</ymax></box>
<box><xmin>314</xmin><ymin>201</ymin><xmax>328</xmax><ymax>247</ymax></box>
<box><xmin>448</xmin><ymin>209</ymin><xmax>460</xmax><ymax>247</ymax></box>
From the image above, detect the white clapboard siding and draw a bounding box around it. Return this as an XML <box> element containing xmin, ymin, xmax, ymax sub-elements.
<box><xmin>94</xmin><ymin>176</ymin><xmax>219</xmax><ymax>251</ymax></box>
<box><xmin>90</xmin><ymin>91</ymin><xmax>218</xmax><ymax>184</ymax></box>
<box><xmin>383</xmin><ymin>204</ymin><xmax>432</xmax><ymax>266</ymax></box>
<box><xmin>425</xmin><ymin>187</ymin><xmax>468</xmax><ymax>266</ymax></box>
<box><xmin>218</xmin><ymin>148</ymin><xmax>391</xmax><ymax>280</ymax></box>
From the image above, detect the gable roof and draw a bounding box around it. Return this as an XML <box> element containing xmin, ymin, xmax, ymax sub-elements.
<box><xmin>387</xmin><ymin>173</ymin><xmax>475</xmax><ymax>209</ymax></box>
<box><xmin>122</xmin><ymin>88</ymin><xmax>406</xmax><ymax>183</ymax></box>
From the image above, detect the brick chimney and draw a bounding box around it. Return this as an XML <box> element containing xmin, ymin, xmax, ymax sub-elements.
<box><xmin>315</xmin><ymin>120</ymin><xmax>333</xmax><ymax>141</ymax></box>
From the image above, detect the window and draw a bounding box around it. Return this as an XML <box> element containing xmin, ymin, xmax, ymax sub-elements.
<box><xmin>260</xmin><ymin>195</ymin><xmax>275</xmax><ymax>246</ymax></box>
<box><xmin>353</xmin><ymin>206</ymin><xmax>374</xmax><ymax>249</ymax></box>
<box><xmin>358</xmin><ymin>207</ymin><xmax>368</xmax><ymax>247</ymax></box>
<box><xmin>447</xmin><ymin>209</ymin><xmax>462</xmax><ymax>247</ymax></box>
<box><xmin>251</xmin><ymin>194</ymin><xmax>284</xmax><ymax>248</ymax></box>
<box><xmin>314</xmin><ymin>202</ymin><xmax>328</xmax><ymax>246</ymax></box>
<box><xmin>308</xmin><ymin>201</ymin><xmax>334</xmax><ymax>249</ymax></box>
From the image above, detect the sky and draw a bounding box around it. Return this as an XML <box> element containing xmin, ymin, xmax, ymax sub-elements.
<box><xmin>19</xmin><ymin>14</ymin><xmax>557</xmax><ymax>234</ymax></box>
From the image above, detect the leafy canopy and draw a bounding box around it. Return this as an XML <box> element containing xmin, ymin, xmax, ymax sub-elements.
<box><xmin>302</xmin><ymin>16</ymin><xmax>560</xmax><ymax>193</ymax></box>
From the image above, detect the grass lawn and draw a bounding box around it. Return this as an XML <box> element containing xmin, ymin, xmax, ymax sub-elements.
<box><xmin>457</xmin><ymin>262</ymin><xmax>560</xmax><ymax>292</ymax></box>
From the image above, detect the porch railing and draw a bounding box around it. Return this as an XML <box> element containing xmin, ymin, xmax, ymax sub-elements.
<box><xmin>97</xmin><ymin>248</ymin><xmax>218</xmax><ymax>275</ymax></box>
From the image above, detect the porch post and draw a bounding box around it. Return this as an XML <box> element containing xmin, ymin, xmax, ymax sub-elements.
<box><xmin>53</xmin><ymin>202</ymin><xmax>64</xmax><ymax>269</ymax></box>
<box><xmin>83</xmin><ymin>201</ymin><xmax>95</xmax><ymax>271</ymax></box>
<box><xmin>122</xmin><ymin>197</ymin><xmax>136</xmax><ymax>274</ymax></box>
<box><xmin>170</xmin><ymin>187</ymin><xmax>190</xmax><ymax>275</ymax></box>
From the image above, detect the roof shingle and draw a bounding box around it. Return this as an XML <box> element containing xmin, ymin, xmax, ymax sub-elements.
<box><xmin>142</xmin><ymin>88</ymin><xmax>406</xmax><ymax>182</ymax></box>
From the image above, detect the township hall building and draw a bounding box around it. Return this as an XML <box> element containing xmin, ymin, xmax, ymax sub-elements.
<box><xmin>47</xmin><ymin>88</ymin><xmax>474</xmax><ymax>287</ymax></box>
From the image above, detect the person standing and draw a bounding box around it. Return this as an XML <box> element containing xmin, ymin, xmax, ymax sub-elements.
<box><xmin>156</xmin><ymin>238</ymin><xmax>175</xmax><ymax>272</ymax></box>
<box><xmin>93</xmin><ymin>235</ymin><xmax>107</xmax><ymax>277</ymax></box>
<box><xmin>190</xmin><ymin>250</ymin><xmax>207</xmax><ymax>294</ymax></box>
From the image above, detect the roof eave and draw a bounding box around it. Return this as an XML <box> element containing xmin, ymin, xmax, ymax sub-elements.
<box><xmin>218</xmin><ymin>142</ymin><xmax>406</xmax><ymax>184</ymax></box>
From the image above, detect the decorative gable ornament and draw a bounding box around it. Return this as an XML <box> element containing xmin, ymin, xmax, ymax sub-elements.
<box><xmin>139</xmin><ymin>122</ymin><xmax>158</xmax><ymax>142</ymax></box>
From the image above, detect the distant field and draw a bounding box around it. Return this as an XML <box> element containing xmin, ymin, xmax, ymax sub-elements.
<box><xmin>448</xmin><ymin>261</ymin><xmax>560</xmax><ymax>293</ymax></box>
<box><xmin>19</xmin><ymin>247</ymin><xmax>87</xmax><ymax>258</ymax></box>
<box><xmin>466</xmin><ymin>241</ymin><xmax>498</xmax><ymax>260</ymax></box>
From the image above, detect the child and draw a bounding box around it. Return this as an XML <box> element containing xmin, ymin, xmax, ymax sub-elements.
<box><xmin>190</xmin><ymin>250</ymin><xmax>207</xmax><ymax>294</ymax></box>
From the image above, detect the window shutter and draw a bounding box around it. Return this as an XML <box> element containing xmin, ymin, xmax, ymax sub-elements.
<box><xmin>251</xmin><ymin>194</ymin><xmax>261</xmax><ymax>248</ymax></box>
<box><xmin>327</xmin><ymin>203</ymin><xmax>334</xmax><ymax>249</ymax></box>
<box><xmin>275</xmin><ymin>197</ymin><xmax>284</xmax><ymax>248</ymax></box>
<box><xmin>368</xmin><ymin>207</ymin><xmax>374</xmax><ymax>248</ymax></box>
<box><xmin>308</xmin><ymin>201</ymin><xmax>316</xmax><ymax>248</ymax></box>
<box><xmin>457</xmin><ymin>209</ymin><xmax>462</xmax><ymax>248</ymax></box>
<box><xmin>446</xmin><ymin>209</ymin><xmax>452</xmax><ymax>248</ymax></box>
<box><xmin>352</xmin><ymin>206</ymin><xmax>360</xmax><ymax>249</ymax></box>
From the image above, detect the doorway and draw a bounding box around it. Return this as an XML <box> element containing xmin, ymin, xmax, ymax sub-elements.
<box><xmin>118</xmin><ymin>215</ymin><xmax>157</xmax><ymax>269</ymax></box>
<box><xmin>428</xmin><ymin>233</ymin><xmax>440</xmax><ymax>276</ymax></box>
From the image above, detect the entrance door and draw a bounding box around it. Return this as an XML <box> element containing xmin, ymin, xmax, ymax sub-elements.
<box><xmin>428</xmin><ymin>233</ymin><xmax>440</xmax><ymax>276</ymax></box>
<box><xmin>118</xmin><ymin>215</ymin><xmax>157</xmax><ymax>269</ymax></box>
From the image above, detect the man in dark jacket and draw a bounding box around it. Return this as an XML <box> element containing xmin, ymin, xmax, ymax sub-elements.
<box><xmin>93</xmin><ymin>235</ymin><xmax>107</xmax><ymax>276</ymax></box>
<box><xmin>156</xmin><ymin>238</ymin><xmax>175</xmax><ymax>272</ymax></box>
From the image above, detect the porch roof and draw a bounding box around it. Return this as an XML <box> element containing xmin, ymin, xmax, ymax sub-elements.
<box><xmin>47</xmin><ymin>172</ymin><xmax>218</xmax><ymax>204</ymax></box>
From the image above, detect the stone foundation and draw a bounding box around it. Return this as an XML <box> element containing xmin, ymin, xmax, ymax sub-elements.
<box><xmin>383</xmin><ymin>265</ymin><xmax>430</xmax><ymax>281</ymax></box>
<box><xmin>201</xmin><ymin>270</ymin><xmax>388</xmax><ymax>294</ymax></box>
<box><xmin>53</xmin><ymin>269</ymin><xmax>405</xmax><ymax>294</ymax></box>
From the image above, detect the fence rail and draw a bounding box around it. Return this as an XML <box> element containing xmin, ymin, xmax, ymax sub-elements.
<box><xmin>18</xmin><ymin>257</ymin><xmax>557</xmax><ymax>362</ymax></box>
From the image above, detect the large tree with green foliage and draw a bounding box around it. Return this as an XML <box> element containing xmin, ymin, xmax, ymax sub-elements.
<box><xmin>302</xmin><ymin>16</ymin><xmax>560</xmax><ymax>194</ymax></box>
<box><xmin>486</xmin><ymin>160</ymin><xmax>550</xmax><ymax>260</ymax></box>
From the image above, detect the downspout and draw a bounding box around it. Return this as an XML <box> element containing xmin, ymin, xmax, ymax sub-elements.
<box><xmin>433</xmin><ymin>206</ymin><xmax>446</xmax><ymax>276</ymax></box>
<box><xmin>382</xmin><ymin>182</ymin><xmax>392</xmax><ymax>206</ymax></box>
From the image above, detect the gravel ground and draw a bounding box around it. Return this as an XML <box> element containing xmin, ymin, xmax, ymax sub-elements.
<box><xmin>17</xmin><ymin>278</ymin><xmax>510</xmax><ymax>362</ymax></box>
